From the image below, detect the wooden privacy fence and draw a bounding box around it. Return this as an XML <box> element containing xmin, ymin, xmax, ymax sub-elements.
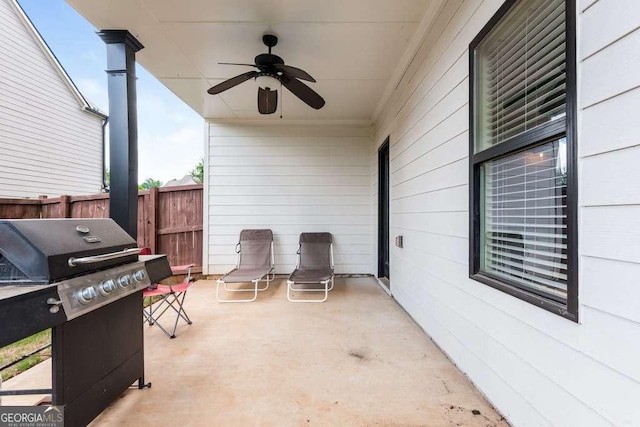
<box><xmin>0</xmin><ymin>184</ymin><xmax>203</xmax><ymax>273</ymax></box>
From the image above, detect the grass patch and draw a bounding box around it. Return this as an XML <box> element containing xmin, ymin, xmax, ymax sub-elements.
<box><xmin>144</xmin><ymin>295</ymin><xmax>164</xmax><ymax>307</ymax></box>
<box><xmin>1</xmin><ymin>298</ymin><xmax>161</xmax><ymax>382</ymax></box>
<box><xmin>0</xmin><ymin>329</ymin><xmax>51</xmax><ymax>382</ymax></box>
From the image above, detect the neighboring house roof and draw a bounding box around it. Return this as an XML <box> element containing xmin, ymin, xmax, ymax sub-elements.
<box><xmin>163</xmin><ymin>175</ymin><xmax>198</xmax><ymax>187</ymax></box>
<box><xmin>9</xmin><ymin>0</ymin><xmax>107</xmax><ymax>120</ymax></box>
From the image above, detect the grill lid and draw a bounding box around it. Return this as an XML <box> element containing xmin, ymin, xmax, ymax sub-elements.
<box><xmin>0</xmin><ymin>219</ymin><xmax>138</xmax><ymax>285</ymax></box>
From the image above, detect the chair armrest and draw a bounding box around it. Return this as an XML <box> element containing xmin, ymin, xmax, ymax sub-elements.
<box><xmin>170</xmin><ymin>263</ymin><xmax>195</xmax><ymax>283</ymax></box>
<box><xmin>170</xmin><ymin>263</ymin><xmax>195</xmax><ymax>273</ymax></box>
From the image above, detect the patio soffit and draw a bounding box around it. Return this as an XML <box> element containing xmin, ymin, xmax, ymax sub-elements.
<box><xmin>66</xmin><ymin>0</ymin><xmax>437</xmax><ymax>123</ymax></box>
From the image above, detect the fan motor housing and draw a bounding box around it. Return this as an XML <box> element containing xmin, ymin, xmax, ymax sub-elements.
<box><xmin>255</xmin><ymin>53</ymin><xmax>284</xmax><ymax>67</ymax></box>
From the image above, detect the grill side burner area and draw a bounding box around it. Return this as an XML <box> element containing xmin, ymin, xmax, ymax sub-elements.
<box><xmin>0</xmin><ymin>219</ymin><xmax>172</xmax><ymax>427</ymax></box>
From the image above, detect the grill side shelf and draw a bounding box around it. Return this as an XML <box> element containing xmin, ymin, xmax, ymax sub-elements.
<box><xmin>0</xmin><ymin>285</ymin><xmax>66</xmax><ymax>347</ymax></box>
<box><xmin>140</xmin><ymin>254</ymin><xmax>172</xmax><ymax>283</ymax></box>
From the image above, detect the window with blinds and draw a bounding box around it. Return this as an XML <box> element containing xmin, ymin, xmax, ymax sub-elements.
<box><xmin>469</xmin><ymin>0</ymin><xmax>576</xmax><ymax>317</ymax></box>
<box><xmin>476</xmin><ymin>0</ymin><xmax>566</xmax><ymax>152</ymax></box>
<box><xmin>480</xmin><ymin>138</ymin><xmax>567</xmax><ymax>301</ymax></box>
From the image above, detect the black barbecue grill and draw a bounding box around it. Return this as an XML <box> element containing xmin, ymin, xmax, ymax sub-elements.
<box><xmin>0</xmin><ymin>218</ymin><xmax>172</xmax><ymax>427</ymax></box>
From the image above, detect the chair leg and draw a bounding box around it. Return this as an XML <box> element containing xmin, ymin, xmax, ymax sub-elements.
<box><xmin>168</xmin><ymin>291</ymin><xmax>192</xmax><ymax>338</ymax></box>
<box><xmin>144</xmin><ymin>290</ymin><xmax>193</xmax><ymax>339</ymax></box>
<box><xmin>216</xmin><ymin>279</ymin><xmax>259</xmax><ymax>303</ymax></box>
<box><xmin>144</xmin><ymin>298</ymin><xmax>176</xmax><ymax>338</ymax></box>
<box><xmin>216</xmin><ymin>272</ymin><xmax>273</xmax><ymax>302</ymax></box>
<box><xmin>143</xmin><ymin>298</ymin><xmax>153</xmax><ymax>325</ymax></box>
<box><xmin>223</xmin><ymin>279</ymin><xmax>269</xmax><ymax>292</ymax></box>
<box><xmin>287</xmin><ymin>279</ymin><xmax>330</xmax><ymax>303</ymax></box>
<box><xmin>152</xmin><ymin>315</ymin><xmax>176</xmax><ymax>339</ymax></box>
<box><xmin>144</xmin><ymin>298</ymin><xmax>166</xmax><ymax>326</ymax></box>
<box><xmin>174</xmin><ymin>291</ymin><xmax>192</xmax><ymax>325</ymax></box>
<box><xmin>169</xmin><ymin>295</ymin><xmax>181</xmax><ymax>339</ymax></box>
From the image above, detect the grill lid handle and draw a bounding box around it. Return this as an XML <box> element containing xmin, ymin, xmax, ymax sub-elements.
<box><xmin>68</xmin><ymin>248</ymin><xmax>140</xmax><ymax>267</ymax></box>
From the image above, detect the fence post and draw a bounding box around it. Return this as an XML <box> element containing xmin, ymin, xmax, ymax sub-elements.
<box><xmin>148</xmin><ymin>187</ymin><xmax>158</xmax><ymax>254</ymax></box>
<box><xmin>60</xmin><ymin>195</ymin><xmax>71</xmax><ymax>218</ymax></box>
<box><xmin>37</xmin><ymin>195</ymin><xmax>47</xmax><ymax>218</ymax></box>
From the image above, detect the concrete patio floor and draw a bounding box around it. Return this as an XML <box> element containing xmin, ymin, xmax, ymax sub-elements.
<box><xmin>89</xmin><ymin>277</ymin><xmax>506</xmax><ymax>426</ymax></box>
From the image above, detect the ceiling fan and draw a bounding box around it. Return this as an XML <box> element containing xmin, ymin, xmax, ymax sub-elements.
<box><xmin>207</xmin><ymin>34</ymin><xmax>325</xmax><ymax>115</ymax></box>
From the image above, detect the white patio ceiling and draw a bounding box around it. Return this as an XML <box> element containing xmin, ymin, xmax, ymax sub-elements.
<box><xmin>66</xmin><ymin>0</ymin><xmax>434</xmax><ymax>122</ymax></box>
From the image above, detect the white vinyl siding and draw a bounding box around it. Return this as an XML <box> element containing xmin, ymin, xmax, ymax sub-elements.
<box><xmin>0</xmin><ymin>0</ymin><xmax>103</xmax><ymax>198</ymax></box>
<box><xmin>372</xmin><ymin>0</ymin><xmax>640</xmax><ymax>426</ymax></box>
<box><xmin>206</xmin><ymin>123</ymin><xmax>372</xmax><ymax>275</ymax></box>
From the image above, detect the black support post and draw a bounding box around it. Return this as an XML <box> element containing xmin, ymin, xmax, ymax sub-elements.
<box><xmin>98</xmin><ymin>30</ymin><xmax>144</xmax><ymax>240</ymax></box>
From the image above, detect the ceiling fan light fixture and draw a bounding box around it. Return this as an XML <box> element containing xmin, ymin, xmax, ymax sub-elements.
<box><xmin>255</xmin><ymin>74</ymin><xmax>280</xmax><ymax>91</ymax></box>
<box><xmin>208</xmin><ymin>34</ymin><xmax>325</xmax><ymax>112</ymax></box>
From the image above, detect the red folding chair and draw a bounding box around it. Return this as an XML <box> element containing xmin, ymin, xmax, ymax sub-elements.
<box><xmin>141</xmin><ymin>248</ymin><xmax>195</xmax><ymax>338</ymax></box>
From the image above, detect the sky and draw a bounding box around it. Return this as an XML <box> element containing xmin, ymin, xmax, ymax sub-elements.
<box><xmin>17</xmin><ymin>0</ymin><xmax>204</xmax><ymax>185</ymax></box>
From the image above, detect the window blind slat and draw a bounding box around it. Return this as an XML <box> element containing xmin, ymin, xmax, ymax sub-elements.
<box><xmin>487</xmin><ymin>185</ymin><xmax>566</xmax><ymax>199</ymax></box>
<box><xmin>487</xmin><ymin>9</ymin><xmax>565</xmax><ymax>73</ymax></box>
<box><xmin>489</xmin><ymin>234</ymin><xmax>566</xmax><ymax>242</ymax></box>
<box><xmin>487</xmin><ymin>235</ymin><xmax>567</xmax><ymax>250</ymax></box>
<box><xmin>487</xmin><ymin>39</ymin><xmax>565</xmax><ymax>85</ymax></box>
<box><xmin>486</xmin><ymin>195</ymin><xmax>566</xmax><ymax>207</ymax></box>
<box><xmin>487</xmin><ymin>257</ymin><xmax>567</xmax><ymax>281</ymax></box>
<box><xmin>487</xmin><ymin>215</ymin><xmax>567</xmax><ymax>220</ymax></box>
<box><xmin>476</xmin><ymin>0</ymin><xmax>566</xmax><ymax>151</ymax></box>
<box><xmin>487</xmin><ymin>145</ymin><xmax>559</xmax><ymax>168</ymax></box>
<box><xmin>488</xmin><ymin>268</ymin><xmax>567</xmax><ymax>295</ymax></box>
<box><xmin>487</xmin><ymin>249</ymin><xmax>567</xmax><ymax>271</ymax></box>
<box><xmin>485</xmin><ymin>0</ymin><xmax>562</xmax><ymax>61</ymax></box>
<box><xmin>487</xmin><ymin>205</ymin><xmax>567</xmax><ymax>212</ymax></box>
<box><xmin>487</xmin><ymin>242</ymin><xmax>567</xmax><ymax>259</ymax></box>
<box><xmin>487</xmin><ymin>13</ymin><xmax>565</xmax><ymax>80</ymax></box>
<box><xmin>481</xmin><ymin>138</ymin><xmax>568</xmax><ymax>298</ymax></box>
<box><xmin>488</xmin><ymin>175</ymin><xmax>565</xmax><ymax>191</ymax></box>
<box><xmin>485</xmin><ymin>0</ymin><xmax>561</xmax><ymax>53</ymax></box>
<box><xmin>487</xmin><ymin>70</ymin><xmax>565</xmax><ymax>120</ymax></box>
<box><xmin>487</xmin><ymin>74</ymin><xmax>565</xmax><ymax>120</ymax></box>
<box><xmin>490</xmin><ymin>108</ymin><xmax>565</xmax><ymax>143</ymax></box>
<box><xmin>488</xmin><ymin>223</ymin><xmax>566</xmax><ymax>230</ymax></box>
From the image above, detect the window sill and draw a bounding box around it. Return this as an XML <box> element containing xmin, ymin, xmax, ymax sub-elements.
<box><xmin>470</xmin><ymin>272</ymin><xmax>577</xmax><ymax>322</ymax></box>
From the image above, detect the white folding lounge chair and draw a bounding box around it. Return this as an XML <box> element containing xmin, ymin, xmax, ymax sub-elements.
<box><xmin>216</xmin><ymin>229</ymin><xmax>275</xmax><ymax>303</ymax></box>
<box><xmin>287</xmin><ymin>232</ymin><xmax>334</xmax><ymax>303</ymax></box>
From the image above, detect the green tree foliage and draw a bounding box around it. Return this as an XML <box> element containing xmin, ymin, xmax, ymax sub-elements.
<box><xmin>190</xmin><ymin>158</ymin><xmax>204</xmax><ymax>184</ymax></box>
<box><xmin>139</xmin><ymin>178</ymin><xmax>162</xmax><ymax>190</ymax></box>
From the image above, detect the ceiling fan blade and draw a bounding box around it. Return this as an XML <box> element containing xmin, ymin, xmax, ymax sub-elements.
<box><xmin>218</xmin><ymin>62</ymin><xmax>262</xmax><ymax>68</ymax></box>
<box><xmin>273</xmin><ymin>64</ymin><xmax>316</xmax><ymax>82</ymax></box>
<box><xmin>258</xmin><ymin>87</ymin><xmax>278</xmax><ymax>114</ymax></box>
<box><xmin>282</xmin><ymin>77</ymin><xmax>325</xmax><ymax>110</ymax></box>
<box><xmin>207</xmin><ymin>71</ymin><xmax>258</xmax><ymax>95</ymax></box>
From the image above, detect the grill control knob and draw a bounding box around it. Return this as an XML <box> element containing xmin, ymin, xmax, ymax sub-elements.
<box><xmin>132</xmin><ymin>270</ymin><xmax>146</xmax><ymax>283</ymax></box>
<box><xmin>99</xmin><ymin>279</ymin><xmax>116</xmax><ymax>296</ymax></box>
<box><xmin>78</xmin><ymin>286</ymin><xmax>97</xmax><ymax>304</ymax></box>
<box><xmin>118</xmin><ymin>275</ymin><xmax>132</xmax><ymax>288</ymax></box>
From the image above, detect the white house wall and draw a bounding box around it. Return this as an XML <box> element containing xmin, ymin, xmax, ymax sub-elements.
<box><xmin>372</xmin><ymin>0</ymin><xmax>640</xmax><ymax>426</ymax></box>
<box><xmin>205</xmin><ymin>123</ymin><xmax>373</xmax><ymax>275</ymax></box>
<box><xmin>0</xmin><ymin>0</ymin><xmax>103</xmax><ymax>198</ymax></box>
